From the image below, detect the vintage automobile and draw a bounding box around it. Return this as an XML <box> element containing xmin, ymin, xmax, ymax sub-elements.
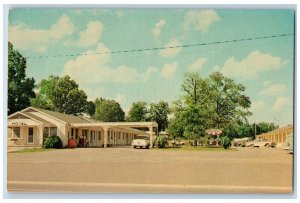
<box><xmin>245</xmin><ymin>138</ymin><xmax>272</xmax><ymax>147</ymax></box>
<box><xmin>232</xmin><ymin>137</ymin><xmax>250</xmax><ymax>147</ymax></box>
<box><xmin>131</xmin><ymin>135</ymin><xmax>150</xmax><ymax>149</ymax></box>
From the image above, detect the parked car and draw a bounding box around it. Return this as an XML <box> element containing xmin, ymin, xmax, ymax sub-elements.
<box><xmin>245</xmin><ymin>138</ymin><xmax>272</xmax><ymax>147</ymax></box>
<box><xmin>232</xmin><ymin>137</ymin><xmax>250</xmax><ymax>147</ymax></box>
<box><xmin>131</xmin><ymin>135</ymin><xmax>150</xmax><ymax>149</ymax></box>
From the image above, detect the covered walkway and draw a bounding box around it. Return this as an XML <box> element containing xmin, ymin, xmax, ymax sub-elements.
<box><xmin>70</xmin><ymin>122</ymin><xmax>158</xmax><ymax>148</ymax></box>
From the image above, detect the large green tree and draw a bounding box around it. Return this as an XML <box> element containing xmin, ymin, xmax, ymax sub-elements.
<box><xmin>148</xmin><ymin>101</ymin><xmax>170</xmax><ymax>132</ymax></box>
<box><xmin>94</xmin><ymin>98</ymin><xmax>125</xmax><ymax>122</ymax></box>
<box><xmin>168</xmin><ymin>71</ymin><xmax>252</xmax><ymax>144</ymax></box>
<box><xmin>8</xmin><ymin>42</ymin><xmax>35</xmax><ymax>115</ymax></box>
<box><xmin>31</xmin><ymin>75</ymin><xmax>88</xmax><ymax>115</ymax></box>
<box><xmin>207</xmin><ymin>72</ymin><xmax>252</xmax><ymax>129</ymax></box>
<box><xmin>125</xmin><ymin>101</ymin><xmax>148</xmax><ymax>122</ymax></box>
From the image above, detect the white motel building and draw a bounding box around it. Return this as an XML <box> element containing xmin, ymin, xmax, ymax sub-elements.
<box><xmin>7</xmin><ymin>107</ymin><xmax>158</xmax><ymax>148</ymax></box>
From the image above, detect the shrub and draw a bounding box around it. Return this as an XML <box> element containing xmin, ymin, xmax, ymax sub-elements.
<box><xmin>220</xmin><ymin>136</ymin><xmax>231</xmax><ymax>149</ymax></box>
<box><xmin>156</xmin><ymin>136</ymin><xmax>168</xmax><ymax>148</ymax></box>
<box><xmin>43</xmin><ymin>135</ymin><xmax>63</xmax><ymax>149</ymax></box>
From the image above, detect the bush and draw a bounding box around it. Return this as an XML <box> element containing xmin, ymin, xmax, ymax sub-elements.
<box><xmin>220</xmin><ymin>136</ymin><xmax>231</xmax><ymax>149</ymax></box>
<box><xmin>43</xmin><ymin>135</ymin><xmax>63</xmax><ymax>149</ymax></box>
<box><xmin>156</xmin><ymin>136</ymin><xmax>168</xmax><ymax>148</ymax></box>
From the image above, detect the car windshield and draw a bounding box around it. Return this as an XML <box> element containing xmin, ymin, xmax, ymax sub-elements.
<box><xmin>136</xmin><ymin>136</ymin><xmax>149</xmax><ymax>140</ymax></box>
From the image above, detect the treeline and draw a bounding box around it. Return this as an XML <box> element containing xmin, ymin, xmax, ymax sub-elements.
<box><xmin>8</xmin><ymin>42</ymin><xmax>170</xmax><ymax>132</ymax></box>
<box><xmin>8</xmin><ymin>42</ymin><xmax>277</xmax><ymax>140</ymax></box>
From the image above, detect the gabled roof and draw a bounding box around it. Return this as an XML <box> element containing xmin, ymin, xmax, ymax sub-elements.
<box><xmin>24</xmin><ymin>107</ymin><xmax>91</xmax><ymax>124</ymax></box>
<box><xmin>22</xmin><ymin>112</ymin><xmax>55</xmax><ymax>126</ymax></box>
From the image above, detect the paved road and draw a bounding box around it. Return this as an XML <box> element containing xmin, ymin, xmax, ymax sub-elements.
<box><xmin>7</xmin><ymin>147</ymin><xmax>293</xmax><ymax>193</ymax></box>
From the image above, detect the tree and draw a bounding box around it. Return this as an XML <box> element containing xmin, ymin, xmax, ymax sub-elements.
<box><xmin>169</xmin><ymin>71</ymin><xmax>252</xmax><ymax>145</ymax></box>
<box><xmin>167</xmin><ymin>117</ymin><xmax>185</xmax><ymax>140</ymax></box>
<box><xmin>167</xmin><ymin>100</ymin><xmax>185</xmax><ymax>139</ymax></box>
<box><xmin>236</xmin><ymin>123</ymin><xmax>254</xmax><ymax>138</ymax></box>
<box><xmin>86</xmin><ymin>101</ymin><xmax>96</xmax><ymax>116</ymax></box>
<box><xmin>94</xmin><ymin>98</ymin><xmax>125</xmax><ymax>122</ymax></box>
<box><xmin>126</xmin><ymin>101</ymin><xmax>148</xmax><ymax>122</ymax></box>
<box><xmin>8</xmin><ymin>42</ymin><xmax>35</xmax><ymax>114</ymax></box>
<box><xmin>255</xmin><ymin>122</ymin><xmax>278</xmax><ymax>135</ymax></box>
<box><xmin>182</xmin><ymin>105</ymin><xmax>207</xmax><ymax>147</ymax></box>
<box><xmin>148</xmin><ymin>101</ymin><xmax>170</xmax><ymax>132</ymax></box>
<box><xmin>206</xmin><ymin>72</ymin><xmax>252</xmax><ymax>129</ymax></box>
<box><xmin>31</xmin><ymin>75</ymin><xmax>88</xmax><ymax>115</ymax></box>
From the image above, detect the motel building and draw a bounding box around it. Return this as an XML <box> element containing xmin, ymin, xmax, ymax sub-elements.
<box><xmin>256</xmin><ymin>124</ymin><xmax>293</xmax><ymax>147</ymax></box>
<box><xmin>7</xmin><ymin>107</ymin><xmax>158</xmax><ymax>148</ymax></box>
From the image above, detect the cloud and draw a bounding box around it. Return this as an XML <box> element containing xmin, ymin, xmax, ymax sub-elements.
<box><xmin>9</xmin><ymin>14</ymin><xmax>74</xmax><ymax>53</ymax></box>
<box><xmin>63</xmin><ymin>43</ymin><xmax>141</xmax><ymax>84</ymax></box>
<box><xmin>250</xmin><ymin>101</ymin><xmax>266</xmax><ymax>113</ymax></box>
<box><xmin>161</xmin><ymin>62</ymin><xmax>177</xmax><ymax>79</ymax></box>
<box><xmin>263</xmin><ymin>80</ymin><xmax>272</xmax><ymax>87</ymax></box>
<box><xmin>65</xmin><ymin>21</ymin><xmax>103</xmax><ymax>47</ymax></box>
<box><xmin>159</xmin><ymin>38</ymin><xmax>182</xmax><ymax>58</ymax></box>
<box><xmin>219</xmin><ymin>51</ymin><xmax>285</xmax><ymax>78</ymax></box>
<box><xmin>143</xmin><ymin>67</ymin><xmax>159</xmax><ymax>81</ymax></box>
<box><xmin>272</xmin><ymin>97</ymin><xmax>289</xmax><ymax>111</ymax></box>
<box><xmin>82</xmin><ymin>86</ymin><xmax>106</xmax><ymax>101</ymax></box>
<box><xmin>183</xmin><ymin>9</ymin><xmax>220</xmax><ymax>32</ymax></box>
<box><xmin>151</xmin><ymin>19</ymin><xmax>166</xmax><ymax>39</ymax></box>
<box><xmin>115</xmin><ymin>94</ymin><xmax>126</xmax><ymax>105</ymax></box>
<box><xmin>260</xmin><ymin>82</ymin><xmax>286</xmax><ymax>96</ymax></box>
<box><xmin>188</xmin><ymin>57</ymin><xmax>207</xmax><ymax>72</ymax></box>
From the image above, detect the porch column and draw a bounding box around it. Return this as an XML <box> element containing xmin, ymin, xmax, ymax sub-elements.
<box><xmin>38</xmin><ymin>126</ymin><xmax>43</xmax><ymax>146</ymax></box>
<box><xmin>103</xmin><ymin>127</ymin><xmax>108</xmax><ymax>148</ymax></box>
<box><xmin>149</xmin><ymin>125</ymin><xmax>154</xmax><ymax>148</ymax></box>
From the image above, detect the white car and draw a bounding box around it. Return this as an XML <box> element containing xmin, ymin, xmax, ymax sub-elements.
<box><xmin>246</xmin><ymin>139</ymin><xmax>272</xmax><ymax>147</ymax></box>
<box><xmin>131</xmin><ymin>136</ymin><xmax>150</xmax><ymax>149</ymax></box>
<box><xmin>232</xmin><ymin>137</ymin><xmax>250</xmax><ymax>147</ymax></box>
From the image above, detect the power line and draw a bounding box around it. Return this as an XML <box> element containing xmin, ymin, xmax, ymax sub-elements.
<box><xmin>25</xmin><ymin>33</ymin><xmax>294</xmax><ymax>59</ymax></box>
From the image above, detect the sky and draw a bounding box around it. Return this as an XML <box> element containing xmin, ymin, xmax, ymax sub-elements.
<box><xmin>8</xmin><ymin>8</ymin><xmax>294</xmax><ymax>127</ymax></box>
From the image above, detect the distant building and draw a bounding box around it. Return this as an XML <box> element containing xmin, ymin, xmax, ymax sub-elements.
<box><xmin>7</xmin><ymin>107</ymin><xmax>158</xmax><ymax>148</ymax></box>
<box><xmin>257</xmin><ymin>125</ymin><xmax>293</xmax><ymax>147</ymax></box>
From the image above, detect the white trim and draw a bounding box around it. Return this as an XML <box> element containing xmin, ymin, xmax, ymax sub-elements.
<box><xmin>8</xmin><ymin>112</ymin><xmax>43</xmax><ymax>125</ymax></box>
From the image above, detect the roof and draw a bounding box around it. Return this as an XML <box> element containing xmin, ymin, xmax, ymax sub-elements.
<box><xmin>257</xmin><ymin>125</ymin><xmax>293</xmax><ymax>137</ymax></box>
<box><xmin>22</xmin><ymin>112</ymin><xmax>55</xmax><ymax>126</ymax></box>
<box><xmin>27</xmin><ymin>107</ymin><xmax>91</xmax><ymax>124</ymax></box>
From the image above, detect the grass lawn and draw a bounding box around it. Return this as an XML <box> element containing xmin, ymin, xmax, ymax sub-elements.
<box><xmin>9</xmin><ymin>148</ymin><xmax>59</xmax><ymax>153</ymax></box>
<box><xmin>154</xmin><ymin>146</ymin><xmax>237</xmax><ymax>151</ymax></box>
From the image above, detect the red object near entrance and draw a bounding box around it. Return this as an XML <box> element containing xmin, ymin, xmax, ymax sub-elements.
<box><xmin>68</xmin><ymin>139</ymin><xmax>77</xmax><ymax>148</ymax></box>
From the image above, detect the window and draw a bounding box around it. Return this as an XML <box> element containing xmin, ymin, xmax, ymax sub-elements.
<box><xmin>50</xmin><ymin>127</ymin><xmax>57</xmax><ymax>136</ymax></box>
<box><xmin>98</xmin><ymin>131</ymin><xmax>101</xmax><ymax>140</ymax></box>
<box><xmin>94</xmin><ymin>131</ymin><xmax>97</xmax><ymax>140</ymax></box>
<box><xmin>13</xmin><ymin>127</ymin><xmax>20</xmax><ymax>138</ymax></box>
<box><xmin>28</xmin><ymin>127</ymin><xmax>34</xmax><ymax>143</ymax></box>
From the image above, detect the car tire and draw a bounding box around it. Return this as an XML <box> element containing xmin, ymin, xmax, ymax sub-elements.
<box><xmin>133</xmin><ymin>146</ymin><xmax>136</xmax><ymax>149</ymax></box>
